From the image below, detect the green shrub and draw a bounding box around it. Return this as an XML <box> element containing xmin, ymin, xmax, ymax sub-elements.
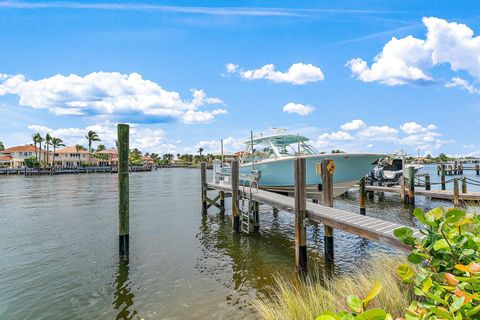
<box><xmin>315</xmin><ymin>207</ymin><xmax>480</xmax><ymax>320</ymax></box>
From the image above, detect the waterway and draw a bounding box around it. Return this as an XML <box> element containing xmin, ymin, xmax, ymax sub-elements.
<box><xmin>0</xmin><ymin>166</ymin><xmax>477</xmax><ymax>319</ymax></box>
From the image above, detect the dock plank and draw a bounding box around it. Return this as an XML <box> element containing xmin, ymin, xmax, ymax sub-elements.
<box><xmin>365</xmin><ymin>185</ymin><xmax>480</xmax><ymax>201</ymax></box>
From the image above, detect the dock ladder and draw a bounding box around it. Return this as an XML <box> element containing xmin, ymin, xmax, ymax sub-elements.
<box><xmin>240</xmin><ymin>177</ymin><xmax>259</xmax><ymax>233</ymax></box>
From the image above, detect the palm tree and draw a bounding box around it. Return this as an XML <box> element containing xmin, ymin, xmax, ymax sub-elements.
<box><xmin>97</xmin><ymin>144</ymin><xmax>106</xmax><ymax>151</ymax></box>
<box><xmin>51</xmin><ymin>137</ymin><xmax>65</xmax><ymax>167</ymax></box>
<box><xmin>75</xmin><ymin>144</ymin><xmax>86</xmax><ymax>166</ymax></box>
<box><xmin>37</xmin><ymin>135</ymin><xmax>45</xmax><ymax>165</ymax></box>
<box><xmin>198</xmin><ymin>147</ymin><xmax>204</xmax><ymax>161</ymax></box>
<box><xmin>0</xmin><ymin>141</ymin><xmax>4</xmax><ymax>151</ymax></box>
<box><xmin>33</xmin><ymin>133</ymin><xmax>41</xmax><ymax>161</ymax></box>
<box><xmin>45</xmin><ymin>133</ymin><xmax>52</xmax><ymax>167</ymax></box>
<box><xmin>85</xmin><ymin>130</ymin><xmax>100</xmax><ymax>164</ymax></box>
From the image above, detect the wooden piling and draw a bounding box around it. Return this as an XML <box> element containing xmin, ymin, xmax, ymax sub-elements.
<box><xmin>231</xmin><ymin>160</ymin><xmax>240</xmax><ymax>233</ymax></box>
<box><xmin>399</xmin><ymin>175</ymin><xmax>406</xmax><ymax>203</ymax></box>
<box><xmin>201</xmin><ymin>162</ymin><xmax>207</xmax><ymax>215</ymax></box>
<box><xmin>437</xmin><ymin>165</ymin><xmax>440</xmax><ymax>175</ymax></box>
<box><xmin>425</xmin><ymin>174</ymin><xmax>431</xmax><ymax>191</ymax></box>
<box><xmin>220</xmin><ymin>191</ymin><xmax>225</xmax><ymax>210</ymax></box>
<box><xmin>359</xmin><ymin>177</ymin><xmax>366</xmax><ymax>215</ymax></box>
<box><xmin>408</xmin><ymin>166</ymin><xmax>415</xmax><ymax>205</ymax></box>
<box><xmin>252</xmin><ymin>200</ymin><xmax>260</xmax><ymax>232</ymax></box>
<box><xmin>453</xmin><ymin>178</ymin><xmax>459</xmax><ymax>207</ymax></box>
<box><xmin>321</xmin><ymin>159</ymin><xmax>334</xmax><ymax>263</ymax></box>
<box><xmin>462</xmin><ymin>177</ymin><xmax>467</xmax><ymax>194</ymax></box>
<box><xmin>294</xmin><ymin>158</ymin><xmax>307</xmax><ymax>274</ymax></box>
<box><xmin>441</xmin><ymin>164</ymin><xmax>446</xmax><ymax>190</ymax></box>
<box><xmin>118</xmin><ymin>124</ymin><xmax>130</xmax><ymax>259</ymax></box>
<box><xmin>476</xmin><ymin>164</ymin><xmax>479</xmax><ymax>176</ymax></box>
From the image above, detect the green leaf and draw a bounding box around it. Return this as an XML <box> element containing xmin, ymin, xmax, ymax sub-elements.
<box><xmin>445</xmin><ymin>209</ymin><xmax>466</xmax><ymax>224</ymax></box>
<box><xmin>428</xmin><ymin>207</ymin><xmax>445</xmax><ymax>220</ymax></box>
<box><xmin>430</xmin><ymin>307</ymin><xmax>453</xmax><ymax>319</ymax></box>
<box><xmin>361</xmin><ymin>281</ymin><xmax>382</xmax><ymax>306</ymax></box>
<box><xmin>340</xmin><ymin>314</ymin><xmax>355</xmax><ymax>320</ymax></box>
<box><xmin>433</xmin><ymin>239</ymin><xmax>450</xmax><ymax>251</ymax></box>
<box><xmin>422</xmin><ymin>276</ymin><xmax>433</xmax><ymax>293</ymax></box>
<box><xmin>394</xmin><ymin>227</ymin><xmax>413</xmax><ymax>241</ymax></box>
<box><xmin>397</xmin><ymin>264</ymin><xmax>414</xmax><ymax>282</ymax></box>
<box><xmin>450</xmin><ymin>296</ymin><xmax>465</xmax><ymax>312</ymax></box>
<box><xmin>347</xmin><ymin>295</ymin><xmax>363</xmax><ymax>313</ymax></box>
<box><xmin>315</xmin><ymin>316</ymin><xmax>337</xmax><ymax>320</ymax></box>
<box><xmin>407</xmin><ymin>253</ymin><xmax>423</xmax><ymax>264</ymax></box>
<box><xmin>413</xmin><ymin>208</ymin><xmax>428</xmax><ymax>225</ymax></box>
<box><xmin>354</xmin><ymin>308</ymin><xmax>386</xmax><ymax>320</ymax></box>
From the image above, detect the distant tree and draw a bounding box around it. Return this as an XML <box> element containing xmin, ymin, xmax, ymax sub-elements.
<box><xmin>75</xmin><ymin>144</ymin><xmax>86</xmax><ymax>165</ymax></box>
<box><xmin>37</xmin><ymin>135</ymin><xmax>45</xmax><ymax>164</ymax></box>
<box><xmin>129</xmin><ymin>148</ymin><xmax>143</xmax><ymax>165</ymax></box>
<box><xmin>45</xmin><ymin>133</ymin><xmax>52</xmax><ymax>167</ymax></box>
<box><xmin>198</xmin><ymin>147</ymin><xmax>204</xmax><ymax>161</ymax></box>
<box><xmin>24</xmin><ymin>156</ymin><xmax>40</xmax><ymax>168</ymax></box>
<box><xmin>86</xmin><ymin>130</ymin><xmax>100</xmax><ymax>163</ymax></box>
<box><xmin>51</xmin><ymin>137</ymin><xmax>65</xmax><ymax>167</ymax></box>
<box><xmin>0</xmin><ymin>141</ymin><xmax>4</xmax><ymax>151</ymax></box>
<box><xmin>33</xmin><ymin>133</ymin><xmax>42</xmax><ymax>161</ymax></box>
<box><xmin>177</xmin><ymin>153</ymin><xmax>181</xmax><ymax>160</ymax></box>
<box><xmin>96</xmin><ymin>144</ymin><xmax>106</xmax><ymax>151</ymax></box>
<box><xmin>331</xmin><ymin>149</ymin><xmax>345</xmax><ymax>154</ymax></box>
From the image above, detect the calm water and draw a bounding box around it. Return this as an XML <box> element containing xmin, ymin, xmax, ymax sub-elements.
<box><xmin>0</xmin><ymin>166</ymin><xmax>475</xmax><ymax>319</ymax></box>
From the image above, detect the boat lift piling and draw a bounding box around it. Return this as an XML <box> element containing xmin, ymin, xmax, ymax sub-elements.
<box><xmin>359</xmin><ymin>177</ymin><xmax>366</xmax><ymax>215</ymax></box>
<box><xmin>294</xmin><ymin>158</ymin><xmax>307</xmax><ymax>274</ymax></box>
<box><xmin>321</xmin><ymin>159</ymin><xmax>334</xmax><ymax>263</ymax></box>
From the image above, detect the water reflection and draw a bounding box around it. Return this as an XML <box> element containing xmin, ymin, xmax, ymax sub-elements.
<box><xmin>113</xmin><ymin>259</ymin><xmax>137</xmax><ymax>320</ymax></box>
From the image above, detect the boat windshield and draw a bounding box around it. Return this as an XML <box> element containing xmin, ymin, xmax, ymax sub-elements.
<box><xmin>240</xmin><ymin>134</ymin><xmax>319</xmax><ymax>164</ymax></box>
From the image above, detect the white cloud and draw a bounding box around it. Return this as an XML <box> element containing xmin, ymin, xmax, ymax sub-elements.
<box><xmin>400</xmin><ymin>121</ymin><xmax>436</xmax><ymax>134</ymax></box>
<box><xmin>228</xmin><ymin>62</ymin><xmax>324</xmax><ymax>85</ymax></box>
<box><xmin>27</xmin><ymin>122</ymin><xmax>180</xmax><ymax>153</ymax></box>
<box><xmin>445</xmin><ymin>77</ymin><xmax>480</xmax><ymax>94</ymax></box>
<box><xmin>347</xmin><ymin>17</ymin><xmax>480</xmax><ymax>93</ymax></box>
<box><xmin>358</xmin><ymin>125</ymin><xmax>399</xmax><ymax>140</ymax></box>
<box><xmin>282</xmin><ymin>102</ymin><xmax>315</xmax><ymax>116</ymax></box>
<box><xmin>318</xmin><ymin>131</ymin><xmax>354</xmax><ymax>141</ymax></box>
<box><xmin>195</xmin><ymin>136</ymin><xmax>244</xmax><ymax>153</ymax></box>
<box><xmin>0</xmin><ymin>71</ymin><xmax>226</xmax><ymax>123</ymax></box>
<box><xmin>340</xmin><ymin>119</ymin><xmax>366</xmax><ymax>131</ymax></box>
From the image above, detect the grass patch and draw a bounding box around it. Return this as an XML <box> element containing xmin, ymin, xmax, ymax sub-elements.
<box><xmin>254</xmin><ymin>256</ymin><xmax>413</xmax><ymax>320</ymax></box>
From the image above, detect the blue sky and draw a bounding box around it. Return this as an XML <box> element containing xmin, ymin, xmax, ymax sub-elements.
<box><xmin>1</xmin><ymin>0</ymin><xmax>480</xmax><ymax>156</ymax></box>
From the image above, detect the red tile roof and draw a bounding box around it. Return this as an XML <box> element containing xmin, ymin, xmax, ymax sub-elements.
<box><xmin>4</xmin><ymin>145</ymin><xmax>41</xmax><ymax>152</ymax></box>
<box><xmin>56</xmin><ymin>146</ymin><xmax>90</xmax><ymax>154</ymax></box>
<box><xmin>0</xmin><ymin>155</ymin><xmax>13</xmax><ymax>161</ymax></box>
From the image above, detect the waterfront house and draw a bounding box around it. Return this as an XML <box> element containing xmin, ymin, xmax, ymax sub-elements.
<box><xmin>94</xmin><ymin>149</ymin><xmax>118</xmax><ymax>167</ymax></box>
<box><xmin>0</xmin><ymin>145</ymin><xmax>50</xmax><ymax>168</ymax></box>
<box><xmin>142</xmin><ymin>155</ymin><xmax>155</xmax><ymax>168</ymax></box>
<box><xmin>54</xmin><ymin>146</ymin><xmax>89</xmax><ymax>167</ymax></box>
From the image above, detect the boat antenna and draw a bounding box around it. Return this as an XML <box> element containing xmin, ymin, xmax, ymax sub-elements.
<box><xmin>251</xmin><ymin>130</ymin><xmax>255</xmax><ymax>170</ymax></box>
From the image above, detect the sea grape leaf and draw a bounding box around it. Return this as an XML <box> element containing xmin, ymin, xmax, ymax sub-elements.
<box><xmin>354</xmin><ymin>308</ymin><xmax>386</xmax><ymax>320</ymax></box>
<box><xmin>347</xmin><ymin>295</ymin><xmax>363</xmax><ymax>313</ymax></box>
<box><xmin>397</xmin><ymin>264</ymin><xmax>414</xmax><ymax>282</ymax></box>
<box><xmin>361</xmin><ymin>281</ymin><xmax>382</xmax><ymax>306</ymax></box>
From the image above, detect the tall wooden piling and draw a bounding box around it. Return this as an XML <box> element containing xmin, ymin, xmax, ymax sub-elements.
<box><xmin>476</xmin><ymin>164</ymin><xmax>479</xmax><ymax>176</ymax></box>
<box><xmin>441</xmin><ymin>164</ymin><xmax>446</xmax><ymax>190</ymax></box>
<box><xmin>231</xmin><ymin>160</ymin><xmax>240</xmax><ymax>233</ymax></box>
<box><xmin>201</xmin><ymin>162</ymin><xmax>207</xmax><ymax>214</ymax></box>
<box><xmin>462</xmin><ymin>177</ymin><xmax>467</xmax><ymax>194</ymax></box>
<box><xmin>359</xmin><ymin>177</ymin><xmax>366</xmax><ymax>215</ymax></box>
<box><xmin>399</xmin><ymin>175</ymin><xmax>406</xmax><ymax>203</ymax></box>
<box><xmin>407</xmin><ymin>166</ymin><xmax>415</xmax><ymax>205</ymax></box>
<box><xmin>453</xmin><ymin>178</ymin><xmax>459</xmax><ymax>207</ymax></box>
<box><xmin>252</xmin><ymin>201</ymin><xmax>260</xmax><ymax>232</ymax></box>
<box><xmin>321</xmin><ymin>159</ymin><xmax>334</xmax><ymax>263</ymax></box>
<box><xmin>425</xmin><ymin>174</ymin><xmax>431</xmax><ymax>191</ymax></box>
<box><xmin>220</xmin><ymin>191</ymin><xmax>225</xmax><ymax>210</ymax></box>
<box><xmin>294</xmin><ymin>158</ymin><xmax>307</xmax><ymax>274</ymax></box>
<box><xmin>118</xmin><ymin>124</ymin><xmax>130</xmax><ymax>259</ymax></box>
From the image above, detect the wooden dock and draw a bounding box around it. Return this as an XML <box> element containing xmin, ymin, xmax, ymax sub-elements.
<box><xmin>365</xmin><ymin>185</ymin><xmax>480</xmax><ymax>202</ymax></box>
<box><xmin>207</xmin><ymin>181</ymin><xmax>419</xmax><ymax>250</ymax></box>
<box><xmin>201</xmin><ymin>159</ymin><xmax>420</xmax><ymax>272</ymax></box>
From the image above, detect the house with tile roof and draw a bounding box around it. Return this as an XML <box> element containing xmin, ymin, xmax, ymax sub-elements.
<box><xmin>0</xmin><ymin>145</ymin><xmax>50</xmax><ymax>168</ymax></box>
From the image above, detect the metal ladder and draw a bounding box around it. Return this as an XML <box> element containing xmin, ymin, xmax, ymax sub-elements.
<box><xmin>240</xmin><ymin>179</ymin><xmax>258</xmax><ymax>234</ymax></box>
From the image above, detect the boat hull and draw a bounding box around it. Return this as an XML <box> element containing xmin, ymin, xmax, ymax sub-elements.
<box><xmin>239</xmin><ymin>153</ymin><xmax>381</xmax><ymax>197</ymax></box>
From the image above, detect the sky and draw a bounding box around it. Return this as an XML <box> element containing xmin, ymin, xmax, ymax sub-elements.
<box><xmin>1</xmin><ymin>0</ymin><xmax>480</xmax><ymax>157</ymax></box>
